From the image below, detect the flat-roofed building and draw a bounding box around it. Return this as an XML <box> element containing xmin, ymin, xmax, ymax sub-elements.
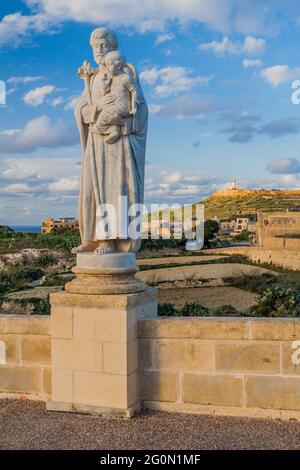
<box><xmin>256</xmin><ymin>210</ymin><xmax>300</xmax><ymax>249</ymax></box>
<box><xmin>41</xmin><ymin>217</ymin><xmax>79</xmax><ymax>234</ymax></box>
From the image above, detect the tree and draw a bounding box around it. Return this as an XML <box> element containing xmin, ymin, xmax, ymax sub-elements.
<box><xmin>204</xmin><ymin>219</ymin><xmax>219</xmax><ymax>247</ymax></box>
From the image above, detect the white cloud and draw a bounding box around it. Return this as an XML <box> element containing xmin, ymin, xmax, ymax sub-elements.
<box><xmin>199</xmin><ymin>36</ymin><xmax>240</xmax><ymax>55</ymax></box>
<box><xmin>155</xmin><ymin>33</ymin><xmax>175</xmax><ymax>45</ymax></box>
<box><xmin>48</xmin><ymin>176</ymin><xmax>79</xmax><ymax>193</ymax></box>
<box><xmin>6</xmin><ymin>88</ymin><xmax>17</xmax><ymax>97</ymax></box>
<box><xmin>7</xmin><ymin>76</ymin><xmax>44</xmax><ymax>85</ymax></box>
<box><xmin>2</xmin><ymin>157</ymin><xmax>80</xmax><ymax>181</ymax></box>
<box><xmin>261</xmin><ymin>65</ymin><xmax>300</xmax><ymax>87</ymax></box>
<box><xmin>243</xmin><ymin>36</ymin><xmax>265</xmax><ymax>55</ymax></box>
<box><xmin>199</xmin><ymin>35</ymin><xmax>266</xmax><ymax>57</ymax></box>
<box><xmin>266</xmin><ymin>158</ymin><xmax>300</xmax><ymax>175</ymax></box>
<box><xmin>0</xmin><ymin>183</ymin><xmax>45</xmax><ymax>195</ymax></box>
<box><xmin>148</xmin><ymin>104</ymin><xmax>162</xmax><ymax>114</ymax></box>
<box><xmin>0</xmin><ymin>157</ymin><xmax>80</xmax><ymax>204</ymax></box>
<box><xmin>0</xmin><ymin>115</ymin><xmax>77</xmax><ymax>153</ymax></box>
<box><xmin>0</xmin><ymin>129</ymin><xmax>21</xmax><ymax>137</ymax></box>
<box><xmin>140</xmin><ymin>66</ymin><xmax>213</xmax><ymax>96</ymax></box>
<box><xmin>243</xmin><ymin>58</ymin><xmax>262</xmax><ymax>68</ymax></box>
<box><xmin>145</xmin><ymin>165</ymin><xmax>224</xmax><ymax>203</ymax></box>
<box><xmin>25</xmin><ymin>0</ymin><xmax>232</xmax><ymax>32</ymax></box>
<box><xmin>49</xmin><ymin>96</ymin><xmax>64</xmax><ymax>107</ymax></box>
<box><xmin>24</xmin><ymin>0</ymin><xmax>277</xmax><ymax>35</ymax></box>
<box><xmin>149</xmin><ymin>94</ymin><xmax>218</xmax><ymax>118</ymax></box>
<box><xmin>0</xmin><ymin>1</ymin><xmax>283</xmax><ymax>50</ymax></box>
<box><xmin>23</xmin><ymin>85</ymin><xmax>56</xmax><ymax>106</ymax></box>
<box><xmin>64</xmin><ymin>95</ymin><xmax>80</xmax><ymax>110</ymax></box>
<box><xmin>0</xmin><ymin>12</ymin><xmax>55</xmax><ymax>47</ymax></box>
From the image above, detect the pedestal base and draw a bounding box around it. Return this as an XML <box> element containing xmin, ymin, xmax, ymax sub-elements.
<box><xmin>65</xmin><ymin>253</ymin><xmax>146</xmax><ymax>295</ymax></box>
<box><xmin>47</xmin><ymin>400</ymin><xmax>140</xmax><ymax>418</ymax></box>
<box><xmin>48</xmin><ymin>253</ymin><xmax>157</xmax><ymax>418</ymax></box>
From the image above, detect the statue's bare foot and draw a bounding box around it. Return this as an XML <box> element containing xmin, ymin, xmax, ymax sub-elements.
<box><xmin>94</xmin><ymin>240</ymin><xmax>116</xmax><ymax>255</ymax></box>
<box><xmin>95</xmin><ymin>246</ymin><xmax>113</xmax><ymax>254</ymax></box>
<box><xmin>105</xmin><ymin>129</ymin><xmax>120</xmax><ymax>144</ymax></box>
<box><xmin>71</xmin><ymin>241</ymin><xmax>97</xmax><ymax>254</ymax></box>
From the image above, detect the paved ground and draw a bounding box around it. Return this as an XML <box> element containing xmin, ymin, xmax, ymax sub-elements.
<box><xmin>0</xmin><ymin>399</ymin><xmax>299</xmax><ymax>450</ymax></box>
<box><xmin>137</xmin><ymin>255</ymin><xmax>226</xmax><ymax>266</ymax></box>
<box><xmin>158</xmin><ymin>286</ymin><xmax>257</xmax><ymax>312</ymax></box>
<box><xmin>137</xmin><ymin>263</ymin><xmax>277</xmax><ymax>284</ymax></box>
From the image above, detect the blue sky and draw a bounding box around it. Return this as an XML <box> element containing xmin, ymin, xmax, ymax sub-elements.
<box><xmin>1</xmin><ymin>0</ymin><xmax>300</xmax><ymax>224</ymax></box>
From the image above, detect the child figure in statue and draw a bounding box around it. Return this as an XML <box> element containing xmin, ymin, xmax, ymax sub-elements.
<box><xmin>91</xmin><ymin>51</ymin><xmax>139</xmax><ymax>143</ymax></box>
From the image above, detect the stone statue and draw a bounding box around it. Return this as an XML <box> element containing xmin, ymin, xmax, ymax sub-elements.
<box><xmin>72</xmin><ymin>28</ymin><xmax>148</xmax><ymax>255</ymax></box>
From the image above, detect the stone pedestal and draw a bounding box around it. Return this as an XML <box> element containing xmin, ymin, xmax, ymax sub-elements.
<box><xmin>47</xmin><ymin>253</ymin><xmax>157</xmax><ymax>418</ymax></box>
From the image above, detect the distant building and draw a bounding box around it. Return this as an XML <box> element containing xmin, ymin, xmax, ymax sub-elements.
<box><xmin>41</xmin><ymin>217</ymin><xmax>79</xmax><ymax>234</ymax></box>
<box><xmin>142</xmin><ymin>217</ymin><xmax>203</xmax><ymax>239</ymax></box>
<box><xmin>219</xmin><ymin>220</ymin><xmax>236</xmax><ymax>235</ymax></box>
<box><xmin>234</xmin><ymin>217</ymin><xmax>255</xmax><ymax>234</ymax></box>
<box><xmin>256</xmin><ymin>210</ymin><xmax>300</xmax><ymax>248</ymax></box>
<box><xmin>218</xmin><ymin>216</ymin><xmax>257</xmax><ymax>236</ymax></box>
<box><xmin>230</xmin><ymin>179</ymin><xmax>239</xmax><ymax>190</ymax></box>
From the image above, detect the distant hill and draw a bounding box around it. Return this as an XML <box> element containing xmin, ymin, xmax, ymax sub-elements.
<box><xmin>202</xmin><ymin>188</ymin><xmax>300</xmax><ymax>219</ymax></box>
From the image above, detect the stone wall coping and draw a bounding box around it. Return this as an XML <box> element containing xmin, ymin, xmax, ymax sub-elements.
<box><xmin>50</xmin><ymin>287</ymin><xmax>157</xmax><ymax>309</ymax></box>
<box><xmin>141</xmin><ymin>316</ymin><xmax>300</xmax><ymax>322</ymax></box>
<box><xmin>0</xmin><ymin>315</ymin><xmax>50</xmax><ymax>335</ymax></box>
<box><xmin>139</xmin><ymin>316</ymin><xmax>300</xmax><ymax>341</ymax></box>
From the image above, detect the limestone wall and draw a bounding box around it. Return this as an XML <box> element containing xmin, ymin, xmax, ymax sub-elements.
<box><xmin>204</xmin><ymin>246</ymin><xmax>300</xmax><ymax>271</ymax></box>
<box><xmin>139</xmin><ymin>317</ymin><xmax>300</xmax><ymax>419</ymax></box>
<box><xmin>0</xmin><ymin>315</ymin><xmax>51</xmax><ymax>397</ymax></box>
<box><xmin>1</xmin><ymin>314</ymin><xmax>300</xmax><ymax>420</ymax></box>
<box><xmin>260</xmin><ymin>236</ymin><xmax>300</xmax><ymax>251</ymax></box>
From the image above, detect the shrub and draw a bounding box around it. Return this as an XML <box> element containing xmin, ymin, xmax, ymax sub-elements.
<box><xmin>0</xmin><ymin>267</ymin><xmax>27</xmax><ymax>293</ymax></box>
<box><xmin>33</xmin><ymin>253</ymin><xmax>57</xmax><ymax>267</ymax></box>
<box><xmin>215</xmin><ymin>305</ymin><xmax>240</xmax><ymax>317</ymax></box>
<box><xmin>181</xmin><ymin>302</ymin><xmax>210</xmax><ymax>316</ymax></box>
<box><xmin>141</xmin><ymin>238</ymin><xmax>186</xmax><ymax>251</ymax></box>
<box><xmin>158</xmin><ymin>303</ymin><xmax>178</xmax><ymax>316</ymax></box>
<box><xmin>204</xmin><ymin>219</ymin><xmax>219</xmax><ymax>248</ymax></box>
<box><xmin>0</xmin><ymin>225</ymin><xmax>15</xmax><ymax>238</ymax></box>
<box><xmin>234</xmin><ymin>230</ymin><xmax>249</xmax><ymax>241</ymax></box>
<box><xmin>0</xmin><ymin>267</ymin><xmax>43</xmax><ymax>294</ymax></box>
<box><xmin>158</xmin><ymin>302</ymin><xmax>211</xmax><ymax>317</ymax></box>
<box><xmin>250</xmin><ymin>284</ymin><xmax>300</xmax><ymax>317</ymax></box>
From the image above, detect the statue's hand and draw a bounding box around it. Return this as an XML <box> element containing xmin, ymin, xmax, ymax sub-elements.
<box><xmin>90</xmin><ymin>124</ymin><xmax>102</xmax><ymax>135</ymax></box>
<box><xmin>96</xmin><ymin>94</ymin><xmax>116</xmax><ymax>111</ymax></box>
<box><xmin>77</xmin><ymin>61</ymin><xmax>94</xmax><ymax>80</ymax></box>
<box><xmin>82</xmin><ymin>104</ymin><xmax>97</xmax><ymax>124</ymax></box>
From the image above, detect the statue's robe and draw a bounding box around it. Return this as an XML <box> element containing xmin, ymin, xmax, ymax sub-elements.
<box><xmin>75</xmin><ymin>63</ymin><xmax>148</xmax><ymax>252</ymax></box>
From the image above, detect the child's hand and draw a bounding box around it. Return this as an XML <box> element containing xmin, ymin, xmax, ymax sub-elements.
<box><xmin>90</xmin><ymin>124</ymin><xmax>101</xmax><ymax>134</ymax></box>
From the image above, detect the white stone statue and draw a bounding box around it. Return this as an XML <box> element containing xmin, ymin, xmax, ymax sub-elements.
<box><xmin>72</xmin><ymin>28</ymin><xmax>148</xmax><ymax>255</ymax></box>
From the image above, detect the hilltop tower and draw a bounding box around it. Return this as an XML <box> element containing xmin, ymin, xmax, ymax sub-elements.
<box><xmin>230</xmin><ymin>179</ymin><xmax>239</xmax><ymax>190</ymax></box>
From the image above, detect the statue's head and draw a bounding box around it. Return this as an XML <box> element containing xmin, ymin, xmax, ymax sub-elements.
<box><xmin>90</xmin><ymin>28</ymin><xmax>118</xmax><ymax>65</ymax></box>
<box><xmin>105</xmin><ymin>51</ymin><xmax>126</xmax><ymax>76</ymax></box>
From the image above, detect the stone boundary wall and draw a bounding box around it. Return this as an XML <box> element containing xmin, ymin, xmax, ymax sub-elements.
<box><xmin>260</xmin><ymin>237</ymin><xmax>300</xmax><ymax>251</ymax></box>
<box><xmin>204</xmin><ymin>246</ymin><xmax>300</xmax><ymax>271</ymax></box>
<box><xmin>1</xmin><ymin>315</ymin><xmax>300</xmax><ymax>420</ymax></box>
<box><xmin>0</xmin><ymin>315</ymin><xmax>51</xmax><ymax>397</ymax></box>
<box><xmin>139</xmin><ymin>317</ymin><xmax>300</xmax><ymax>419</ymax></box>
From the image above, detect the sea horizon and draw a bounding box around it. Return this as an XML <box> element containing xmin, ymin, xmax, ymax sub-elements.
<box><xmin>10</xmin><ymin>225</ymin><xmax>41</xmax><ymax>233</ymax></box>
